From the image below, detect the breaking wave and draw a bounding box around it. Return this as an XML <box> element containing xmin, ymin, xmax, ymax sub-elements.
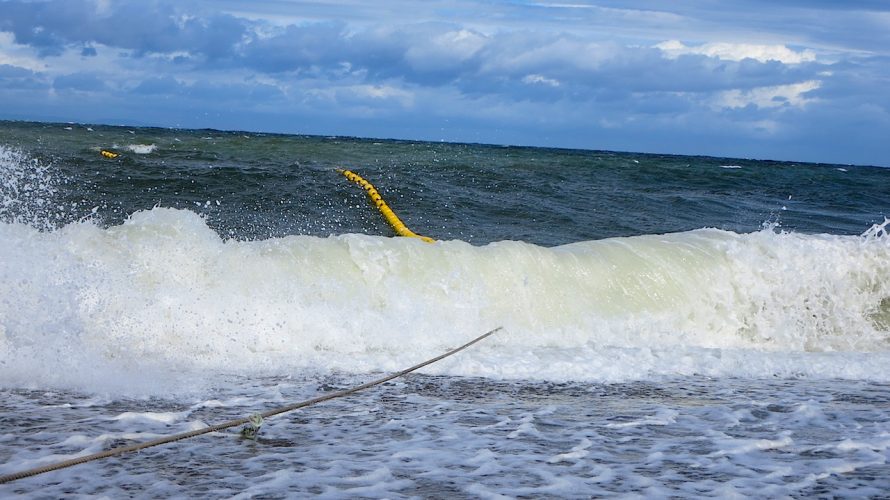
<box><xmin>1</xmin><ymin>207</ymin><xmax>889</xmax><ymax>393</ymax></box>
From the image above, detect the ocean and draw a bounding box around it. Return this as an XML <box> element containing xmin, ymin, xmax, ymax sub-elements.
<box><xmin>1</xmin><ymin>119</ymin><xmax>889</xmax><ymax>497</ymax></box>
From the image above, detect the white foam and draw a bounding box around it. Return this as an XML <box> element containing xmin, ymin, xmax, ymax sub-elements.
<box><xmin>1</xmin><ymin>207</ymin><xmax>889</xmax><ymax>394</ymax></box>
<box><xmin>2</xmin><ymin>376</ymin><xmax>888</xmax><ymax>497</ymax></box>
<box><xmin>126</xmin><ymin>143</ymin><xmax>157</xmax><ymax>154</ymax></box>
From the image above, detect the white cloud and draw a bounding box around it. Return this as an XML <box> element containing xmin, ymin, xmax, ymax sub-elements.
<box><xmin>522</xmin><ymin>74</ymin><xmax>560</xmax><ymax>87</ymax></box>
<box><xmin>715</xmin><ymin>80</ymin><xmax>822</xmax><ymax>109</ymax></box>
<box><xmin>0</xmin><ymin>33</ymin><xmax>45</xmax><ymax>72</ymax></box>
<box><xmin>656</xmin><ymin>40</ymin><xmax>817</xmax><ymax>64</ymax></box>
<box><xmin>404</xmin><ymin>29</ymin><xmax>487</xmax><ymax>71</ymax></box>
<box><xmin>358</xmin><ymin>84</ymin><xmax>413</xmax><ymax>102</ymax></box>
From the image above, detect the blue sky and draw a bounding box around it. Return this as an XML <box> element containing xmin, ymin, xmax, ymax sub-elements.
<box><xmin>1</xmin><ymin>1</ymin><xmax>888</xmax><ymax>166</ymax></box>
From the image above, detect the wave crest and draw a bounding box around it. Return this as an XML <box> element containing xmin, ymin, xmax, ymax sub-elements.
<box><xmin>1</xmin><ymin>207</ymin><xmax>889</xmax><ymax>392</ymax></box>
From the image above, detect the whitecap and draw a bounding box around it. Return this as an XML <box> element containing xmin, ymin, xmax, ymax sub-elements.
<box><xmin>126</xmin><ymin>144</ymin><xmax>157</xmax><ymax>154</ymax></box>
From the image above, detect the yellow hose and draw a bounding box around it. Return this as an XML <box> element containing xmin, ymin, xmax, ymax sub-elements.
<box><xmin>338</xmin><ymin>169</ymin><xmax>435</xmax><ymax>243</ymax></box>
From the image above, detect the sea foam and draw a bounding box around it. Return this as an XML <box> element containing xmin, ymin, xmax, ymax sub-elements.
<box><xmin>1</xmin><ymin>207</ymin><xmax>889</xmax><ymax>394</ymax></box>
<box><xmin>125</xmin><ymin>144</ymin><xmax>157</xmax><ymax>154</ymax></box>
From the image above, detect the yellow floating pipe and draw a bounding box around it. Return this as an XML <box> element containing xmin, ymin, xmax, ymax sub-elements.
<box><xmin>100</xmin><ymin>149</ymin><xmax>119</xmax><ymax>159</ymax></box>
<box><xmin>338</xmin><ymin>169</ymin><xmax>435</xmax><ymax>243</ymax></box>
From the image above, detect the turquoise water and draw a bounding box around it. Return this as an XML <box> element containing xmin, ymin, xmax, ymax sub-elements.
<box><xmin>1</xmin><ymin>120</ymin><xmax>889</xmax><ymax>497</ymax></box>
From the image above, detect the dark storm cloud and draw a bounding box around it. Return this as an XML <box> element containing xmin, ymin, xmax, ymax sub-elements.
<box><xmin>0</xmin><ymin>0</ymin><xmax>248</xmax><ymax>59</ymax></box>
<box><xmin>0</xmin><ymin>0</ymin><xmax>835</xmax><ymax>97</ymax></box>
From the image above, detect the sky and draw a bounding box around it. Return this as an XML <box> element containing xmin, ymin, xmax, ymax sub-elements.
<box><xmin>1</xmin><ymin>0</ymin><xmax>889</xmax><ymax>166</ymax></box>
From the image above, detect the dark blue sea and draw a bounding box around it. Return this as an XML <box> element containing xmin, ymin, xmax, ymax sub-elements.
<box><xmin>1</xmin><ymin>120</ymin><xmax>889</xmax><ymax>497</ymax></box>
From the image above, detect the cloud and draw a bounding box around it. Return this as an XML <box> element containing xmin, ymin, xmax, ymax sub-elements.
<box><xmin>0</xmin><ymin>0</ymin><xmax>888</xmax><ymax>165</ymax></box>
<box><xmin>402</xmin><ymin>27</ymin><xmax>487</xmax><ymax>75</ymax></box>
<box><xmin>0</xmin><ymin>32</ymin><xmax>44</xmax><ymax>71</ymax></box>
<box><xmin>0</xmin><ymin>63</ymin><xmax>34</xmax><ymax>79</ymax></box>
<box><xmin>132</xmin><ymin>75</ymin><xmax>184</xmax><ymax>95</ymax></box>
<box><xmin>0</xmin><ymin>2</ymin><xmax>832</xmax><ymax>97</ymax></box>
<box><xmin>656</xmin><ymin>40</ymin><xmax>817</xmax><ymax>64</ymax></box>
<box><xmin>339</xmin><ymin>23</ymin><xmax>490</xmax><ymax>86</ymax></box>
<box><xmin>715</xmin><ymin>80</ymin><xmax>822</xmax><ymax>109</ymax></box>
<box><xmin>0</xmin><ymin>0</ymin><xmax>249</xmax><ymax>59</ymax></box>
<box><xmin>304</xmin><ymin>83</ymin><xmax>415</xmax><ymax>117</ymax></box>
<box><xmin>239</xmin><ymin>21</ymin><xmax>349</xmax><ymax>73</ymax></box>
<box><xmin>522</xmin><ymin>74</ymin><xmax>560</xmax><ymax>87</ymax></box>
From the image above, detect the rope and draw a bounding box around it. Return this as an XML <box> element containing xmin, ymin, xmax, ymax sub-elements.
<box><xmin>338</xmin><ymin>169</ymin><xmax>435</xmax><ymax>243</ymax></box>
<box><xmin>0</xmin><ymin>326</ymin><xmax>501</xmax><ymax>485</ymax></box>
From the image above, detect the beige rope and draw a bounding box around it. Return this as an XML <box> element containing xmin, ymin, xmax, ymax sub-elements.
<box><xmin>0</xmin><ymin>327</ymin><xmax>501</xmax><ymax>485</ymax></box>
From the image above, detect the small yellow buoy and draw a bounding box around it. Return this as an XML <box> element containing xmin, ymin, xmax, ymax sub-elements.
<box><xmin>100</xmin><ymin>150</ymin><xmax>119</xmax><ymax>159</ymax></box>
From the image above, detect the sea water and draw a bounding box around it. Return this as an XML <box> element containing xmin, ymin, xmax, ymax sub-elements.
<box><xmin>1</xmin><ymin>120</ymin><xmax>889</xmax><ymax>497</ymax></box>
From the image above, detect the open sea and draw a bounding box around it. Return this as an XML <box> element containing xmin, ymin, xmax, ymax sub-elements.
<box><xmin>1</xmin><ymin>119</ymin><xmax>889</xmax><ymax>498</ymax></box>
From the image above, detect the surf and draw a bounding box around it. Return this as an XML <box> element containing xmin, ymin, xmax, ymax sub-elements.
<box><xmin>2</xmin><ymin>207</ymin><xmax>888</xmax><ymax>393</ymax></box>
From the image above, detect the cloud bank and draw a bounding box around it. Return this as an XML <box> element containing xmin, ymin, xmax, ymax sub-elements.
<box><xmin>0</xmin><ymin>0</ymin><xmax>888</xmax><ymax>165</ymax></box>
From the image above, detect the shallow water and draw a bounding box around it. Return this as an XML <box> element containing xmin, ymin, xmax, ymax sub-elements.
<box><xmin>2</xmin><ymin>375</ymin><xmax>889</xmax><ymax>498</ymax></box>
